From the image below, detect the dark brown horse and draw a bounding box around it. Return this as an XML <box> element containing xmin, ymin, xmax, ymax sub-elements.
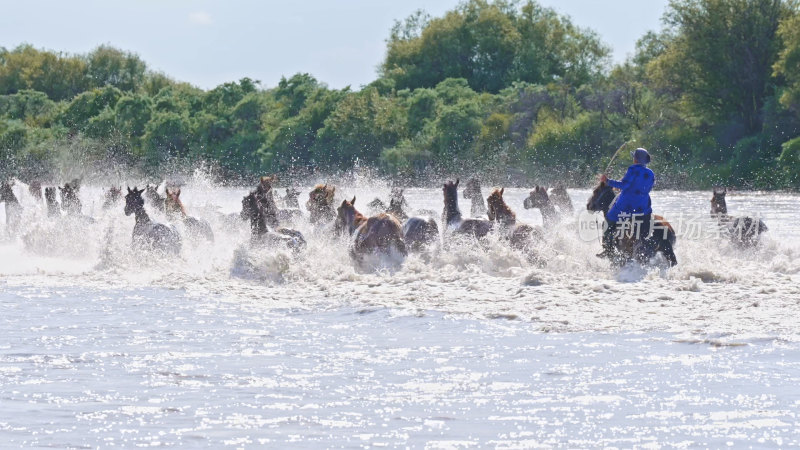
<box><xmin>335</xmin><ymin>197</ymin><xmax>407</xmax><ymax>260</ymax></box>
<box><xmin>487</xmin><ymin>188</ymin><xmax>542</xmax><ymax>252</ymax></box>
<box><xmin>587</xmin><ymin>181</ymin><xmax>677</xmax><ymax>266</ymax></box>
<box><xmin>0</xmin><ymin>181</ymin><xmax>22</xmax><ymax>237</ymax></box>
<box><xmin>44</xmin><ymin>187</ymin><xmax>60</xmax><ymax>218</ymax></box>
<box><xmin>241</xmin><ymin>190</ymin><xmax>306</xmax><ymax>251</ymax></box>
<box><xmin>257</xmin><ymin>176</ymin><xmax>302</xmax><ymax>224</ymax></box>
<box><xmin>523</xmin><ymin>186</ymin><xmax>561</xmax><ymax>228</ymax></box>
<box><xmin>463</xmin><ymin>178</ymin><xmax>487</xmax><ymax>218</ymax></box>
<box><xmin>102</xmin><ymin>186</ymin><xmax>123</xmax><ymax>210</ymax></box>
<box><xmin>710</xmin><ymin>188</ymin><xmax>768</xmax><ymax>247</ymax></box>
<box><xmin>124</xmin><ymin>187</ymin><xmax>181</xmax><ymax>255</ymax></box>
<box><xmin>306</xmin><ymin>184</ymin><xmax>337</xmax><ymax>225</ymax></box>
<box><xmin>442</xmin><ymin>179</ymin><xmax>493</xmax><ymax>238</ymax></box>
<box><xmin>165</xmin><ymin>187</ymin><xmax>215</xmax><ymax>242</ymax></box>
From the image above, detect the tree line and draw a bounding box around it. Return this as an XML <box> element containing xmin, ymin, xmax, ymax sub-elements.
<box><xmin>1</xmin><ymin>0</ymin><xmax>799</xmax><ymax>188</ymax></box>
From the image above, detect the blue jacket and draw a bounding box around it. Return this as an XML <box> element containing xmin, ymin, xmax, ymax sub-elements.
<box><xmin>606</xmin><ymin>164</ymin><xmax>654</xmax><ymax>222</ymax></box>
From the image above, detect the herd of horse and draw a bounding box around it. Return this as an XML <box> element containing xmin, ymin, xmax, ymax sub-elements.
<box><xmin>0</xmin><ymin>176</ymin><xmax>770</xmax><ymax>269</ymax></box>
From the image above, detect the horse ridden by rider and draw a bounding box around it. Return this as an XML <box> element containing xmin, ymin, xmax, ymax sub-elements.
<box><xmin>592</xmin><ymin>148</ymin><xmax>677</xmax><ymax>267</ymax></box>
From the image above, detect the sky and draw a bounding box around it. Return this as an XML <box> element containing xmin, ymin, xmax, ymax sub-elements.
<box><xmin>0</xmin><ymin>0</ymin><xmax>670</xmax><ymax>90</ymax></box>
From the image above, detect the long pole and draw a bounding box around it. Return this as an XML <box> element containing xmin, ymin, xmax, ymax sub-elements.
<box><xmin>604</xmin><ymin>139</ymin><xmax>635</xmax><ymax>174</ymax></box>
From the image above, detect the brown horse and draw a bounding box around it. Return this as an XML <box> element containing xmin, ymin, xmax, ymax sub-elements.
<box><xmin>587</xmin><ymin>181</ymin><xmax>678</xmax><ymax>266</ymax></box>
<box><xmin>44</xmin><ymin>187</ymin><xmax>60</xmax><ymax>218</ymax></box>
<box><xmin>0</xmin><ymin>181</ymin><xmax>22</xmax><ymax>237</ymax></box>
<box><xmin>487</xmin><ymin>188</ymin><xmax>543</xmax><ymax>252</ymax></box>
<box><xmin>463</xmin><ymin>178</ymin><xmax>487</xmax><ymax>218</ymax></box>
<box><xmin>164</xmin><ymin>187</ymin><xmax>214</xmax><ymax>242</ymax></box>
<box><xmin>523</xmin><ymin>186</ymin><xmax>561</xmax><ymax>228</ymax></box>
<box><xmin>442</xmin><ymin>179</ymin><xmax>493</xmax><ymax>238</ymax></box>
<box><xmin>710</xmin><ymin>188</ymin><xmax>768</xmax><ymax>247</ymax></box>
<box><xmin>124</xmin><ymin>187</ymin><xmax>181</xmax><ymax>255</ymax></box>
<box><xmin>102</xmin><ymin>186</ymin><xmax>123</xmax><ymax>210</ymax></box>
<box><xmin>306</xmin><ymin>184</ymin><xmax>337</xmax><ymax>225</ymax></box>
<box><xmin>335</xmin><ymin>197</ymin><xmax>407</xmax><ymax>260</ymax></box>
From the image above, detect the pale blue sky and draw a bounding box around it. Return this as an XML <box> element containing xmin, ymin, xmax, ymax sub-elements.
<box><xmin>0</xmin><ymin>0</ymin><xmax>669</xmax><ymax>90</ymax></box>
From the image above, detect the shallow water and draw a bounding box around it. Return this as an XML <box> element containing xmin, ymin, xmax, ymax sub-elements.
<box><xmin>1</xmin><ymin>176</ymin><xmax>799</xmax><ymax>446</ymax></box>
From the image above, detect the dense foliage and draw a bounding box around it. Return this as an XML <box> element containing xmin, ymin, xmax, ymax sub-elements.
<box><xmin>1</xmin><ymin>0</ymin><xmax>799</xmax><ymax>188</ymax></box>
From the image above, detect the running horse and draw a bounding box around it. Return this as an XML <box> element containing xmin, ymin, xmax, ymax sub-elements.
<box><xmin>240</xmin><ymin>190</ymin><xmax>306</xmax><ymax>251</ymax></box>
<box><xmin>124</xmin><ymin>187</ymin><xmax>181</xmax><ymax>254</ymax></box>
<box><xmin>487</xmin><ymin>188</ymin><xmax>542</xmax><ymax>252</ymax></box>
<box><xmin>462</xmin><ymin>178</ymin><xmax>487</xmax><ymax>218</ymax></box>
<box><xmin>102</xmin><ymin>186</ymin><xmax>123</xmax><ymax>210</ymax></box>
<box><xmin>44</xmin><ymin>187</ymin><xmax>60</xmax><ymax>217</ymax></box>
<box><xmin>256</xmin><ymin>176</ymin><xmax>302</xmax><ymax>224</ymax></box>
<box><xmin>164</xmin><ymin>187</ymin><xmax>215</xmax><ymax>241</ymax></box>
<box><xmin>586</xmin><ymin>181</ymin><xmax>678</xmax><ymax>266</ymax></box>
<box><xmin>523</xmin><ymin>186</ymin><xmax>561</xmax><ymax>228</ymax></box>
<box><xmin>334</xmin><ymin>197</ymin><xmax>407</xmax><ymax>261</ymax></box>
<box><xmin>306</xmin><ymin>184</ymin><xmax>337</xmax><ymax>225</ymax></box>
<box><xmin>549</xmin><ymin>185</ymin><xmax>574</xmax><ymax>213</ymax></box>
<box><xmin>0</xmin><ymin>181</ymin><xmax>22</xmax><ymax>237</ymax></box>
<box><xmin>442</xmin><ymin>179</ymin><xmax>493</xmax><ymax>238</ymax></box>
<box><xmin>710</xmin><ymin>188</ymin><xmax>767</xmax><ymax>247</ymax></box>
<box><xmin>59</xmin><ymin>179</ymin><xmax>83</xmax><ymax>216</ymax></box>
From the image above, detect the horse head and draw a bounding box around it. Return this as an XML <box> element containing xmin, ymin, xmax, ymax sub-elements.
<box><xmin>524</xmin><ymin>186</ymin><xmax>549</xmax><ymax>210</ymax></box>
<box><xmin>124</xmin><ymin>187</ymin><xmax>145</xmax><ymax>216</ymax></box>
<box><xmin>586</xmin><ymin>181</ymin><xmax>616</xmax><ymax>214</ymax></box>
<box><xmin>335</xmin><ymin>196</ymin><xmax>358</xmax><ymax>236</ymax></box>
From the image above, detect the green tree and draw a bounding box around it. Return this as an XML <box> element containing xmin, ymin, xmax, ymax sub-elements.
<box><xmin>649</xmin><ymin>0</ymin><xmax>792</xmax><ymax>134</ymax></box>
<box><xmin>86</xmin><ymin>45</ymin><xmax>147</xmax><ymax>92</ymax></box>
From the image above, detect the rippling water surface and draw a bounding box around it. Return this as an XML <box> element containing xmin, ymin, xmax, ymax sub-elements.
<box><xmin>1</xmin><ymin>176</ymin><xmax>799</xmax><ymax>447</ymax></box>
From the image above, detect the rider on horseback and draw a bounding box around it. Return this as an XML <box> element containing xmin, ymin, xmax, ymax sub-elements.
<box><xmin>597</xmin><ymin>148</ymin><xmax>654</xmax><ymax>259</ymax></box>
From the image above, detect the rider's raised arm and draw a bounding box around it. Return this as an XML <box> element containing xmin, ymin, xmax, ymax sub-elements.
<box><xmin>607</xmin><ymin>166</ymin><xmax>636</xmax><ymax>191</ymax></box>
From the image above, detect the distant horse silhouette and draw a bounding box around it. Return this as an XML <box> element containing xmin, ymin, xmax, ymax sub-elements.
<box><xmin>28</xmin><ymin>181</ymin><xmax>42</xmax><ymax>200</ymax></box>
<box><xmin>335</xmin><ymin>197</ymin><xmax>407</xmax><ymax>261</ymax></box>
<box><xmin>710</xmin><ymin>188</ymin><xmax>768</xmax><ymax>248</ymax></box>
<box><xmin>586</xmin><ymin>181</ymin><xmax>677</xmax><ymax>266</ymax></box>
<box><xmin>306</xmin><ymin>184</ymin><xmax>337</xmax><ymax>225</ymax></box>
<box><xmin>549</xmin><ymin>185</ymin><xmax>574</xmax><ymax>214</ymax></box>
<box><xmin>487</xmin><ymin>188</ymin><xmax>542</xmax><ymax>252</ymax></box>
<box><xmin>124</xmin><ymin>187</ymin><xmax>181</xmax><ymax>255</ymax></box>
<box><xmin>59</xmin><ymin>179</ymin><xmax>83</xmax><ymax>216</ymax></box>
<box><xmin>102</xmin><ymin>186</ymin><xmax>123</xmax><ymax>210</ymax></box>
<box><xmin>257</xmin><ymin>176</ymin><xmax>302</xmax><ymax>224</ymax></box>
<box><xmin>240</xmin><ymin>190</ymin><xmax>306</xmax><ymax>251</ymax></box>
<box><xmin>523</xmin><ymin>186</ymin><xmax>561</xmax><ymax>228</ymax></box>
<box><xmin>282</xmin><ymin>187</ymin><xmax>301</xmax><ymax>209</ymax></box>
<box><xmin>442</xmin><ymin>179</ymin><xmax>493</xmax><ymax>238</ymax></box>
<box><xmin>165</xmin><ymin>187</ymin><xmax>215</xmax><ymax>242</ymax></box>
<box><xmin>144</xmin><ymin>184</ymin><xmax>166</xmax><ymax>212</ymax></box>
<box><xmin>0</xmin><ymin>181</ymin><xmax>22</xmax><ymax>237</ymax></box>
<box><xmin>44</xmin><ymin>187</ymin><xmax>60</xmax><ymax>218</ymax></box>
<box><xmin>463</xmin><ymin>178</ymin><xmax>488</xmax><ymax>218</ymax></box>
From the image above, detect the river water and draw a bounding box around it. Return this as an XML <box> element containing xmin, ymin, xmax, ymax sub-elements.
<box><xmin>1</xmin><ymin>175</ymin><xmax>799</xmax><ymax>447</ymax></box>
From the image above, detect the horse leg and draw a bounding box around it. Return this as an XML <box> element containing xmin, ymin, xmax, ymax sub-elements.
<box><xmin>659</xmin><ymin>240</ymin><xmax>678</xmax><ymax>267</ymax></box>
